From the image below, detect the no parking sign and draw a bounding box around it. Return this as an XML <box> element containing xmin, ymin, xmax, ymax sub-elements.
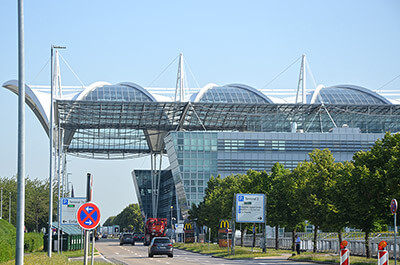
<box><xmin>76</xmin><ymin>202</ymin><xmax>101</xmax><ymax>230</ymax></box>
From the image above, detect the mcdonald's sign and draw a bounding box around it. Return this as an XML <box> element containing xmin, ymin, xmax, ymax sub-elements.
<box><xmin>184</xmin><ymin>223</ymin><xmax>193</xmax><ymax>231</ymax></box>
<box><xmin>219</xmin><ymin>219</ymin><xmax>231</xmax><ymax>229</ymax></box>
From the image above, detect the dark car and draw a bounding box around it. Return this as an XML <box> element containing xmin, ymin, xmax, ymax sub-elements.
<box><xmin>120</xmin><ymin>233</ymin><xmax>135</xmax><ymax>245</ymax></box>
<box><xmin>133</xmin><ymin>233</ymin><xmax>145</xmax><ymax>242</ymax></box>
<box><xmin>148</xmin><ymin>237</ymin><xmax>173</xmax><ymax>258</ymax></box>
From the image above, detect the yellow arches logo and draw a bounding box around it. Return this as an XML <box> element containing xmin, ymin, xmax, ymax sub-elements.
<box><xmin>219</xmin><ymin>220</ymin><xmax>231</xmax><ymax>229</ymax></box>
<box><xmin>184</xmin><ymin>223</ymin><xmax>193</xmax><ymax>230</ymax></box>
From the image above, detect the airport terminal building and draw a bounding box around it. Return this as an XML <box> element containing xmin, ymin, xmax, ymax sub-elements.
<box><xmin>4</xmin><ymin>69</ymin><xmax>400</xmax><ymax>225</ymax></box>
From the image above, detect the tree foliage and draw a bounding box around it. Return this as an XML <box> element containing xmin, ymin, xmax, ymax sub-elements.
<box><xmin>0</xmin><ymin>176</ymin><xmax>56</xmax><ymax>233</ymax></box>
<box><xmin>107</xmin><ymin>204</ymin><xmax>144</xmax><ymax>232</ymax></box>
<box><xmin>190</xmin><ymin>132</ymin><xmax>400</xmax><ymax>257</ymax></box>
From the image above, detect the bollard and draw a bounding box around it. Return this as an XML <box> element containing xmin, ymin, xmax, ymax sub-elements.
<box><xmin>378</xmin><ymin>241</ymin><xmax>389</xmax><ymax>265</ymax></box>
<box><xmin>340</xmin><ymin>240</ymin><xmax>350</xmax><ymax>265</ymax></box>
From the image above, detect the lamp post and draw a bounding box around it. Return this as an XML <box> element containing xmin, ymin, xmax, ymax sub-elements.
<box><xmin>9</xmin><ymin>192</ymin><xmax>11</xmax><ymax>223</ymax></box>
<box><xmin>16</xmin><ymin>0</ymin><xmax>26</xmax><ymax>263</ymax></box>
<box><xmin>48</xmin><ymin>45</ymin><xmax>66</xmax><ymax>257</ymax></box>
<box><xmin>170</xmin><ymin>206</ymin><xmax>174</xmax><ymax>239</ymax></box>
<box><xmin>1</xmin><ymin>187</ymin><xmax>3</xmax><ymax>219</ymax></box>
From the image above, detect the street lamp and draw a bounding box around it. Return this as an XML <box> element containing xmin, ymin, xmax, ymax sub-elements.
<box><xmin>48</xmin><ymin>45</ymin><xmax>66</xmax><ymax>257</ymax></box>
<box><xmin>170</xmin><ymin>206</ymin><xmax>173</xmax><ymax>229</ymax></box>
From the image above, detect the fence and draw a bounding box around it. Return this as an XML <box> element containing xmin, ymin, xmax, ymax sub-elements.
<box><xmin>235</xmin><ymin>233</ymin><xmax>399</xmax><ymax>258</ymax></box>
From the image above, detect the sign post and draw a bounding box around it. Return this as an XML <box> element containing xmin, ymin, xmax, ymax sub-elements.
<box><xmin>236</xmin><ymin>194</ymin><xmax>265</xmax><ymax>223</ymax></box>
<box><xmin>235</xmin><ymin>194</ymin><xmax>266</xmax><ymax>254</ymax></box>
<box><xmin>61</xmin><ymin>198</ymin><xmax>86</xmax><ymax>225</ymax></box>
<box><xmin>391</xmin><ymin>199</ymin><xmax>398</xmax><ymax>265</ymax></box>
<box><xmin>77</xmin><ymin>202</ymin><xmax>100</xmax><ymax>265</ymax></box>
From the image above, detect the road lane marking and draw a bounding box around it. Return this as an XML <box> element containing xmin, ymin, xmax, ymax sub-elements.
<box><xmin>114</xmin><ymin>252</ymin><xmax>119</xmax><ymax>255</ymax></box>
<box><xmin>99</xmin><ymin>253</ymin><xmax>115</xmax><ymax>264</ymax></box>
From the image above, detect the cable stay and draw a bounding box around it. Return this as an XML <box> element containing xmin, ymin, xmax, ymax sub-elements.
<box><xmin>148</xmin><ymin>55</ymin><xmax>180</xmax><ymax>87</ymax></box>
<box><xmin>58</xmin><ymin>53</ymin><xmax>86</xmax><ymax>88</ymax></box>
<box><xmin>376</xmin><ymin>73</ymin><xmax>400</xmax><ymax>92</ymax></box>
<box><xmin>261</xmin><ymin>55</ymin><xmax>302</xmax><ymax>89</ymax></box>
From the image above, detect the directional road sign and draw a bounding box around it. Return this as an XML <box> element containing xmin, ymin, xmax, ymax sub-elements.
<box><xmin>61</xmin><ymin>197</ymin><xmax>86</xmax><ymax>225</ymax></box>
<box><xmin>77</xmin><ymin>202</ymin><xmax>101</xmax><ymax>230</ymax></box>
<box><xmin>236</xmin><ymin>194</ymin><xmax>265</xmax><ymax>223</ymax></box>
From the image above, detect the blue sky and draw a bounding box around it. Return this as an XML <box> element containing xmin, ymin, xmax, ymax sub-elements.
<box><xmin>1</xmin><ymin>0</ymin><xmax>400</xmax><ymax>223</ymax></box>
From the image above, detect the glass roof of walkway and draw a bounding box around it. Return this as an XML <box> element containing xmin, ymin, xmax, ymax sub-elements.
<box><xmin>56</xmin><ymin>100</ymin><xmax>400</xmax><ymax>159</ymax></box>
<box><xmin>4</xmin><ymin>79</ymin><xmax>400</xmax><ymax>159</ymax></box>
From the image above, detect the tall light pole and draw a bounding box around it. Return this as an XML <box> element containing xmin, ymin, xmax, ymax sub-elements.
<box><xmin>48</xmin><ymin>45</ymin><xmax>66</xmax><ymax>257</ymax></box>
<box><xmin>9</xmin><ymin>192</ymin><xmax>11</xmax><ymax>223</ymax></box>
<box><xmin>1</xmin><ymin>187</ymin><xmax>3</xmax><ymax>219</ymax></box>
<box><xmin>16</xmin><ymin>0</ymin><xmax>26</xmax><ymax>263</ymax></box>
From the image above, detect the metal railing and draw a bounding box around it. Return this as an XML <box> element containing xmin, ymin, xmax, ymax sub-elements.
<box><xmin>235</xmin><ymin>233</ymin><xmax>398</xmax><ymax>258</ymax></box>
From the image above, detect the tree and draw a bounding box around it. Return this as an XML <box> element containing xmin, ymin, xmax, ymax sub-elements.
<box><xmin>347</xmin><ymin>133</ymin><xmax>400</xmax><ymax>258</ymax></box>
<box><xmin>112</xmin><ymin>204</ymin><xmax>144</xmax><ymax>232</ymax></box>
<box><xmin>103</xmin><ymin>216</ymin><xmax>115</xmax><ymax>226</ymax></box>
<box><xmin>268</xmin><ymin>163</ymin><xmax>304</xmax><ymax>250</ymax></box>
<box><xmin>25</xmin><ymin>178</ymin><xmax>50</xmax><ymax>232</ymax></box>
<box><xmin>296</xmin><ymin>149</ymin><xmax>341</xmax><ymax>252</ymax></box>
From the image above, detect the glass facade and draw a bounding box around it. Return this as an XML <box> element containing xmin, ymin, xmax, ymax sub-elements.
<box><xmin>165</xmin><ymin>132</ymin><xmax>218</xmax><ymax>209</ymax></box>
<box><xmin>312</xmin><ymin>86</ymin><xmax>389</xmax><ymax>105</ymax></box>
<box><xmin>82</xmin><ymin>84</ymin><xmax>154</xmax><ymax>102</ymax></box>
<box><xmin>193</xmin><ymin>84</ymin><xmax>272</xmax><ymax>103</ymax></box>
<box><xmin>132</xmin><ymin>169</ymin><xmax>177</xmax><ymax>224</ymax></box>
<box><xmin>162</xmin><ymin>128</ymin><xmax>383</xmax><ymax>218</ymax></box>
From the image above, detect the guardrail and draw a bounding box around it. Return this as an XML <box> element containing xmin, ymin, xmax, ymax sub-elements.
<box><xmin>235</xmin><ymin>234</ymin><xmax>399</xmax><ymax>258</ymax></box>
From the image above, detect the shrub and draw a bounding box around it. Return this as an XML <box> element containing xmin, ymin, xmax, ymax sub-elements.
<box><xmin>0</xmin><ymin>219</ymin><xmax>16</xmax><ymax>262</ymax></box>
<box><xmin>24</xmin><ymin>233</ymin><xmax>43</xmax><ymax>252</ymax></box>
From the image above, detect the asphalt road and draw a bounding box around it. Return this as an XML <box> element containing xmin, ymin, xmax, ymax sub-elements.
<box><xmin>94</xmin><ymin>239</ymin><xmax>317</xmax><ymax>265</ymax></box>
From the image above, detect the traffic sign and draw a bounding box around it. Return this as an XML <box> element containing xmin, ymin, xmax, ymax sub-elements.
<box><xmin>391</xmin><ymin>199</ymin><xmax>398</xmax><ymax>214</ymax></box>
<box><xmin>77</xmin><ymin>202</ymin><xmax>101</xmax><ymax>230</ymax></box>
<box><xmin>236</xmin><ymin>194</ymin><xmax>265</xmax><ymax>223</ymax></box>
<box><xmin>61</xmin><ymin>197</ymin><xmax>86</xmax><ymax>225</ymax></box>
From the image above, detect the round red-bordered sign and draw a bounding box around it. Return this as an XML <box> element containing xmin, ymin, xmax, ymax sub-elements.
<box><xmin>391</xmin><ymin>199</ymin><xmax>397</xmax><ymax>214</ymax></box>
<box><xmin>76</xmin><ymin>202</ymin><xmax>101</xmax><ymax>230</ymax></box>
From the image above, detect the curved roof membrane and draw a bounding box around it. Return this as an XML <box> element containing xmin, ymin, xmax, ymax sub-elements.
<box><xmin>192</xmin><ymin>83</ymin><xmax>273</xmax><ymax>103</ymax></box>
<box><xmin>310</xmin><ymin>85</ymin><xmax>391</xmax><ymax>105</ymax></box>
<box><xmin>78</xmin><ymin>82</ymin><xmax>156</xmax><ymax>102</ymax></box>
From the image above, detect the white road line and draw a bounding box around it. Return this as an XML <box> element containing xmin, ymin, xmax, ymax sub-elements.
<box><xmin>99</xmin><ymin>253</ymin><xmax>115</xmax><ymax>264</ymax></box>
<box><xmin>114</xmin><ymin>252</ymin><xmax>119</xmax><ymax>255</ymax></box>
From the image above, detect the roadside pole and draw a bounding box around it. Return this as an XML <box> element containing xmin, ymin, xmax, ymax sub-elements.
<box><xmin>263</xmin><ymin>195</ymin><xmax>267</xmax><ymax>253</ymax></box>
<box><xmin>232</xmin><ymin>193</ymin><xmax>236</xmax><ymax>255</ymax></box>
<box><xmin>91</xmin><ymin>230</ymin><xmax>95</xmax><ymax>265</ymax></box>
<box><xmin>227</xmin><ymin>228</ymin><xmax>229</xmax><ymax>254</ymax></box>
<box><xmin>391</xmin><ymin>199</ymin><xmax>398</xmax><ymax>265</ymax></box>
<box><xmin>208</xmin><ymin>228</ymin><xmax>211</xmax><ymax>251</ymax></box>
<box><xmin>84</xmin><ymin>173</ymin><xmax>92</xmax><ymax>265</ymax></box>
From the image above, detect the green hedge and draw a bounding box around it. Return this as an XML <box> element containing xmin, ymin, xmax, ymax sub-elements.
<box><xmin>24</xmin><ymin>232</ymin><xmax>43</xmax><ymax>252</ymax></box>
<box><xmin>0</xmin><ymin>219</ymin><xmax>44</xmax><ymax>262</ymax></box>
<box><xmin>0</xmin><ymin>219</ymin><xmax>16</xmax><ymax>262</ymax></box>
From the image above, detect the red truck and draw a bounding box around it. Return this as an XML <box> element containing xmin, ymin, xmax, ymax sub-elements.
<box><xmin>144</xmin><ymin>218</ymin><xmax>168</xmax><ymax>245</ymax></box>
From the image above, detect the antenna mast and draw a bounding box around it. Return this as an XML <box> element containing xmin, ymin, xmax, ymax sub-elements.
<box><xmin>175</xmin><ymin>53</ymin><xmax>185</xmax><ymax>101</ymax></box>
<box><xmin>295</xmin><ymin>54</ymin><xmax>306</xmax><ymax>104</ymax></box>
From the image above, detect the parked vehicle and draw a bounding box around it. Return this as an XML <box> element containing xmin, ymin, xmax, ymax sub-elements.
<box><xmin>144</xmin><ymin>218</ymin><xmax>167</xmax><ymax>246</ymax></box>
<box><xmin>134</xmin><ymin>232</ymin><xmax>145</xmax><ymax>242</ymax></box>
<box><xmin>119</xmin><ymin>233</ymin><xmax>135</xmax><ymax>245</ymax></box>
<box><xmin>148</xmin><ymin>237</ymin><xmax>173</xmax><ymax>258</ymax></box>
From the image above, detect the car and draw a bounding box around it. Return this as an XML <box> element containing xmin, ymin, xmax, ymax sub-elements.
<box><xmin>148</xmin><ymin>237</ymin><xmax>173</xmax><ymax>258</ymax></box>
<box><xmin>102</xmin><ymin>233</ymin><xmax>108</xmax><ymax>238</ymax></box>
<box><xmin>133</xmin><ymin>232</ymin><xmax>145</xmax><ymax>242</ymax></box>
<box><xmin>119</xmin><ymin>233</ymin><xmax>135</xmax><ymax>245</ymax></box>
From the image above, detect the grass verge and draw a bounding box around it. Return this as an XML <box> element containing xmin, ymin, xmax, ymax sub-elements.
<box><xmin>174</xmin><ymin>243</ymin><xmax>292</xmax><ymax>259</ymax></box>
<box><xmin>0</xmin><ymin>251</ymin><xmax>108</xmax><ymax>265</ymax></box>
<box><xmin>289</xmin><ymin>252</ymin><xmax>379</xmax><ymax>265</ymax></box>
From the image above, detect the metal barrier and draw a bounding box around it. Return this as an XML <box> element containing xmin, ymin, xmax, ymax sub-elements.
<box><xmin>234</xmin><ymin>234</ymin><xmax>399</xmax><ymax>258</ymax></box>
